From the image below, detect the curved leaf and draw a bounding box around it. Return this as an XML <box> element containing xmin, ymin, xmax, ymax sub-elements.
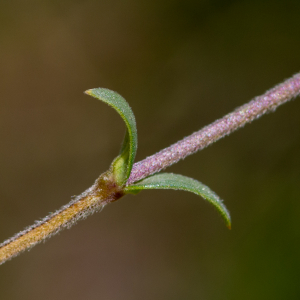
<box><xmin>85</xmin><ymin>88</ymin><xmax>137</xmax><ymax>185</ymax></box>
<box><xmin>125</xmin><ymin>173</ymin><xmax>231</xmax><ymax>228</ymax></box>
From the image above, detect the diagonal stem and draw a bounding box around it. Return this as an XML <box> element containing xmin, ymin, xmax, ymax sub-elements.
<box><xmin>1</xmin><ymin>71</ymin><xmax>299</xmax><ymax>265</ymax></box>
<box><xmin>127</xmin><ymin>72</ymin><xmax>300</xmax><ymax>185</ymax></box>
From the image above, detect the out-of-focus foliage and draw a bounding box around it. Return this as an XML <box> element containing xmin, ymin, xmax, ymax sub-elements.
<box><xmin>0</xmin><ymin>0</ymin><xmax>300</xmax><ymax>299</ymax></box>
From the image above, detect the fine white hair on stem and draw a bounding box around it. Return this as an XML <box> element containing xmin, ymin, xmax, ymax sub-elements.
<box><xmin>0</xmin><ymin>179</ymin><xmax>109</xmax><ymax>265</ymax></box>
<box><xmin>127</xmin><ymin>72</ymin><xmax>300</xmax><ymax>185</ymax></box>
<box><xmin>0</xmin><ymin>72</ymin><xmax>300</xmax><ymax>265</ymax></box>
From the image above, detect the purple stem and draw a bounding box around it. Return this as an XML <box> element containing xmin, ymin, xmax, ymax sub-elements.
<box><xmin>127</xmin><ymin>72</ymin><xmax>300</xmax><ymax>185</ymax></box>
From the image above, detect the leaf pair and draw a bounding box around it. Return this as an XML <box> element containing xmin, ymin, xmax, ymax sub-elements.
<box><xmin>85</xmin><ymin>88</ymin><xmax>231</xmax><ymax>229</ymax></box>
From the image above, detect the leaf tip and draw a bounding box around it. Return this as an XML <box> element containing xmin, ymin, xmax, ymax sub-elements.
<box><xmin>84</xmin><ymin>89</ymin><xmax>93</xmax><ymax>96</ymax></box>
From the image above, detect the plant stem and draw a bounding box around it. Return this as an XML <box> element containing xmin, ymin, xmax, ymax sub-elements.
<box><xmin>0</xmin><ymin>170</ymin><xmax>124</xmax><ymax>265</ymax></box>
<box><xmin>0</xmin><ymin>72</ymin><xmax>299</xmax><ymax>265</ymax></box>
<box><xmin>127</xmin><ymin>72</ymin><xmax>300</xmax><ymax>185</ymax></box>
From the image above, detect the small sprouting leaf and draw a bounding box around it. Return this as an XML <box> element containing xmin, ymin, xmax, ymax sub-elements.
<box><xmin>125</xmin><ymin>173</ymin><xmax>231</xmax><ymax>228</ymax></box>
<box><xmin>85</xmin><ymin>88</ymin><xmax>137</xmax><ymax>185</ymax></box>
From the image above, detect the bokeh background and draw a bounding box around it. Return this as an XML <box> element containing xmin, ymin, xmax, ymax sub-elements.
<box><xmin>1</xmin><ymin>0</ymin><xmax>300</xmax><ymax>299</ymax></box>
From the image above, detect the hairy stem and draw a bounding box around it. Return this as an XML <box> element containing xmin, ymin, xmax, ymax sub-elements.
<box><xmin>0</xmin><ymin>170</ymin><xmax>124</xmax><ymax>265</ymax></box>
<box><xmin>127</xmin><ymin>72</ymin><xmax>300</xmax><ymax>185</ymax></box>
<box><xmin>0</xmin><ymin>72</ymin><xmax>299</xmax><ymax>265</ymax></box>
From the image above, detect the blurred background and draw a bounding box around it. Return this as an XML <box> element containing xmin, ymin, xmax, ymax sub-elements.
<box><xmin>1</xmin><ymin>0</ymin><xmax>300</xmax><ymax>299</ymax></box>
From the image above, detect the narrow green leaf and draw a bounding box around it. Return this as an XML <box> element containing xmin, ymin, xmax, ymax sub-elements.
<box><xmin>85</xmin><ymin>88</ymin><xmax>137</xmax><ymax>185</ymax></box>
<box><xmin>125</xmin><ymin>173</ymin><xmax>231</xmax><ymax>228</ymax></box>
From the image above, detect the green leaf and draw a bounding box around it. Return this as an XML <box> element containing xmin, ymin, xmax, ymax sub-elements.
<box><xmin>125</xmin><ymin>173</ymin><xmax>231</xmax><ymax>229</ymax></box>
<box><xmin>85</xmin><ymin>88</ymin><xmax>137</xmax><ymax>185</ymax></box>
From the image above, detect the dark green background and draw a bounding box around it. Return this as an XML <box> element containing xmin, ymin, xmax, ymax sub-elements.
<box><xmin>1</xmin><ymin>0</ymin><xmax>300</xmax><ymax>299</ymax></box>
